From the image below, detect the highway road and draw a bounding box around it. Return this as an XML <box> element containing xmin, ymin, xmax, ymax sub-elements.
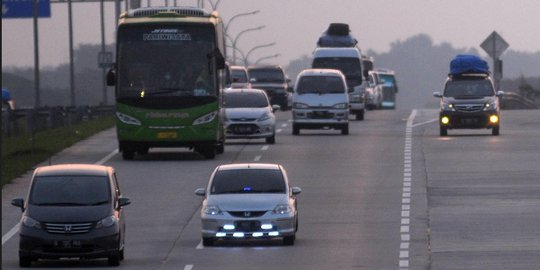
<box><xmin>2</xmin><ymin>109</ymin><xmax>540</xmax><ymax>269</ymax></box>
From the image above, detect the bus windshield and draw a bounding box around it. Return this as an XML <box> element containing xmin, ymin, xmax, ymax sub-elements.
<box><xmin>117</xmin><ymin>24</ymin><xmax>217</xmax><ymax>100</ymax></box>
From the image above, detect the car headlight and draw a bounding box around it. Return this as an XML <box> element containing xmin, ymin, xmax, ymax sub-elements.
<box><xmin>96</xmin><ymin>215</ymin><xmax>118</xmax><ymax>229</ymax></box>
<box><xmin>116</xmin><ymin>112</ymin><xmax>141</xmax><ymax>126</ymax></box>
<box><xmin>272</xmin><ymin>204</ymin><xmax>292</xmax><ymax>215</ymax></box>
<box><xmin>483</xmin><ymin>102</ymin><xmax>497</xmax><ymax>111</ymax></box>
<box><xmin>258</xmin><ymin>112</ymin><xmax>272</xmax><ymax>122</ymax></box>
<box><xmin>193</xmin><ymin>111</ymin><xmax>217</xmax><ymax>125</ymax></box>
<box><xmin>202</xmin><ymin>205</ymin><xmax>223</xmax><ymax>215</ymax></box>
<box><xmin>333</xmin><ymin>103</ymin><xmax>348</xmax><ymax>109</ymax></box>
<box><xmin>21</xmin><ymin>216</ymin><xmax>41</xmax><ymax>229</ymax></box>
<box><xmin>293</xmin><ymin>102</ymin><xmax>309</xmax><ymax>109</ymax></box>
<box><xmin>350</xmin><ymin>94</ymin><xmax>363</xmax><ymax>102</ymax></box>
<box><xmin>441</xmin><ymin>102</ymin><xmax>455</xmax><ymax>111</ymax></box>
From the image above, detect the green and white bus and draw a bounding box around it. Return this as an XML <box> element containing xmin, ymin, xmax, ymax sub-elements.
<box><xmin>107</xmin><ymin>7</ymin><xmax>228</xmax><ymax>160</ymax></box>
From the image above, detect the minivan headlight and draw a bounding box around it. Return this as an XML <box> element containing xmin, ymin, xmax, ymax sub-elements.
<box><xmin>293</xmin><ymin>102</ymin><xmax>309</xmax><ymax>109</ymax></box>
<box><xmin>96</xmin><ymin>215</ymin><xmax>118</xmax><ymax>229</ymax></box>
<box><xmin>484</xmin><ymin>102</ymin><xmax>497</xmax><ymax>111</ymax></box>
<box><xmin>441</xmin><ymin>102</ymin><xmax>455</xmax><ymax>111</ymax></box>
<box><xmin>203</xmin><ymin>205</ymin><xmax>223</xmax><ymax>215</ymax></box>
<box><xmin>272</xmin><ymin>204</ymin><xmax>292</xmax><ymax>215</ymax></box>
<box><xmin>116</xmin><ymin>112</ymin><xmax>141</xmax><ymax>126</ymax></box>
<box><xmin>193</xmin><ymin>111</ymin><xmax>217</xmax><ymax>125</ymax></box>
<box><xmin>333</xmin><ymin>103</ymin><xmax>348</xmax><ymax>109</ymax></box>
<box><xmin>21</xmin><ymin>216</ymin><xmax>41</xmax><ymax>229</ymax></box>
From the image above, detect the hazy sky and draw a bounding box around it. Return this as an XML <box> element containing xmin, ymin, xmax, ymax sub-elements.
<box><xmin>2</xmin><ymin>0</ymin><xmax>540</xmax><ymax>68</ymax></box>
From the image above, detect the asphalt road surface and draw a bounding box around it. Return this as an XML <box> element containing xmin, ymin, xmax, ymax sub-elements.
<box><xmin>2</xmin><ymin>109</ymin><xmax>539</xmax><ymax>269</ymax></box>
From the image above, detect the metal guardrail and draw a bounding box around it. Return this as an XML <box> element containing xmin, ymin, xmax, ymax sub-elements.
<box><xmin>2</xmin><ymin>105</ymin><xmax>115</xmax><ymax>137</ymax></box>
<box><xmin>500</xmin><ymin>92</ymin><xmax>538</xmax><ymax>110</ymax></box>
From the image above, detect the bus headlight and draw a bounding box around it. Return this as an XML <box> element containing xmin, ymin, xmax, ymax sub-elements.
<box><xmin>193</xmin><ymin>111</ymin><xmax>217</xmax><ymax>125</ymax></box>
<box><xmin>116</xmin><ymin>112</ymin><xmax>141</xmax><ymax>126</ymax></box>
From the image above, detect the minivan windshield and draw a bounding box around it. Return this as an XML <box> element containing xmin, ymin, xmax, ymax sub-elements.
<box><xmin>296</xmin><ymin>75</ymin><xmax>345</xmax><ymax>94</ymax></box>
<box><xmin>30</xmin><ymin>176</ymin><xmax>111</xmax><ymax>206</ymax></box>
<box><xmin>210</xmin><ymin>169</ymin><xmax>286</xmax><ymax>194</ymax></box>
<box><xmin>444</xmin><ymin>80</ymin><xmax>494</xmax><ymax>98</ymax></box>
<box><xmin>231</xmin><ymin>69</ymin><xmax>248</xmax><ymax>83</ymax></box>
<box><xmin>312</xmin><ymin>57</ymin><xmax>363</xmax><ymax>86</ymax></box>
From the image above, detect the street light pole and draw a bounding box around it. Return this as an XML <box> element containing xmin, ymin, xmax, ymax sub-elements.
<box><xmin>254</xmin><ymin>54</ymin><xmax>281</xmax><ymax>65</ymax></box>
<box><xmin>245</xmin><ymin>42</ymin><xmax>276</xmax><ymax>66</ymax></box>
<box><xmin>231</xmin><ymin>25</ymin><xmax>265</xmax><ymax>65</ymax></box>
<box><xmin>224</xmin><ymin>10</ymin><xmax>260</xmax><ymax>34</ymax></box>
<box><xmin>226</xmin><ymin>45</ymin><xmax>246</xmax><ymax>65</ymax></box>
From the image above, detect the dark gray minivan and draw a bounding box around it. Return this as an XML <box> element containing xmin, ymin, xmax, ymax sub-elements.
<box><xmin>11</xmin><ymin>164</ymin><xmax>131</xmax><ymax>267</ymax></box>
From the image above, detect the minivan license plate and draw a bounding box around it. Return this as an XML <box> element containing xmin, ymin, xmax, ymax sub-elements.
<box><xmin>54</xmin><ymin>240</ymin><xmax>81</xmax><ymax>248</ymax></box>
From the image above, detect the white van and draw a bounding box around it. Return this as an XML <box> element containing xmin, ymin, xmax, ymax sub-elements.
<box><xmin>292</xmin><ymin>69</ymin><xmax>349</xmax><ymax>135</ymax></box>
<box><xmin>312</xmin><ymin>47</ymin><xmax>366</xmax><ymax>120</ymax></box>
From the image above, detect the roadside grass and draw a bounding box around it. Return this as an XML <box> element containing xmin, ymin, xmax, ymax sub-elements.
<box><xmin>1</xmin><ymin>117</ymin><xmax>115</xmax><ymax>187</ymax></box>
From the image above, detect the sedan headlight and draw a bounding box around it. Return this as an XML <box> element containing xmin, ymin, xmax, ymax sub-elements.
<box><xmin>293</xmin><ymin>102</ymin><xmax>309</xmax><ymax>109</ymax></box>
<box><xmin>21</xmin><ymin>216</ymin><xmax>41</xmax><ymax>229</ymax></box>
<box><xmin>203</xmin><ymin>205</ymin><xmax>223</xmax><ymax>215</ymax></box>
<box><xmin>258</xmin><ymin>112</ymin><xmax>272</xmax><ymax>122</ymax></box>
<box><xmin>116</xmin><ymin>112</ymin><xmax>141</xmax><ymax>126</ymax></box>
<box><xmin>333</xmin><ymin>103</ymin><xmax>348</xmax><ymax>109</ymax></box>
<box><xmin>96</xmin><ymin>215</ymin><xmax>118</xmax><ymax>229</ymax></box>
<box><xmin>193</xmin><ymin>111</ymin><xmax>217</xmax><ymax>125</ymax></box>
<box><xmin>272</xmin><ymin>204</ymin><xmax>292</xmax><ymax>215</ymax></box>
<box><xmin>441</xmin><ymin>102</ymin><xmax>455</xmax><ymax>111</ymax></box>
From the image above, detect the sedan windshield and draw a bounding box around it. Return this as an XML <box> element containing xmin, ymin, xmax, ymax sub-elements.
<box><xmin>30</xmin><ymin>176</ymin><xmax>110</xmax><ymax>206</ymax></box>
<box><xmin>210</xmin><ymin>169</ymin><xmax>286</xmax><ymax>194</ymax></box>
<box><xmin>224</xmin><ymin>92</ymin><xmax>269</xmax><ymax>108</ymax></box>
<box><xmin>444</xmin><ymin>80</ymin><xmax>494</xmax><ymax>97</ymax></box>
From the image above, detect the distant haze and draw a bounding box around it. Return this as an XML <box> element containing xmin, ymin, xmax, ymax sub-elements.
<box><xmin>2</xmin><ymin>0</ymin><xmax>540</xmax><ymax>68</ymax></box>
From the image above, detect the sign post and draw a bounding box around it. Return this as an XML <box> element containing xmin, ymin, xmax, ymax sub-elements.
<box><xmin>481</xmin><ymin>31</ymin><xmax>509</xmax><ymax>90</ymax></box>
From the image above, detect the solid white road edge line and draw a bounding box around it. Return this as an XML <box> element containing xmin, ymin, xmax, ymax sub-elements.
<box><xmin>2</xmin><ymin>148</ymin><xmax>119</xmax><ymax>246</ymax></box>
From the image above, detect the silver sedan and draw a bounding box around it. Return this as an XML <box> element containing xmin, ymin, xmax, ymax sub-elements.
<box><xmin>195</xmin><ymin>163</ymin><xmax>301</xmax><ymax>246</ymax></box>
<box><xmin>223</xmin><ymin>89</ymin><xmax>279</xmax><ymax>144</ymax></box>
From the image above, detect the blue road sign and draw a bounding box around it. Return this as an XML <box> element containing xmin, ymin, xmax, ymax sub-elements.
<box><xmin>2</xmin><ymin>0</ymin><xmax>51</xmax><ymax>19</ymax></box>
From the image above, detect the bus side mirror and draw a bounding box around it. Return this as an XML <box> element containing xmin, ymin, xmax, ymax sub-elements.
<box><xmin>107</xmin><ymin>65</ymin><xmax>116</xmax><ymax>86</ymax></box>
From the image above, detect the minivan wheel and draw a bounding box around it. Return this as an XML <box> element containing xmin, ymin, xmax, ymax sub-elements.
<box><xmin>202</xmin><ymin>237</ymin><xmax>215</xmax><ymax>246</ymax></box>
<box><xmin>292</xmin><ymin>124</ymin><xmax>300</xmax><ymax>135</ymax></box>
<box><xmin>492</xmin><ymin>126</ymin><xmax>500</xmax><ymax>136</ymax></box>
<box><xmin>119</xmin><ymin>248</ymin><xmax>125</xmax><ymax>261</ymax></box>
<box><xmin>19</xmin><ymin>256</ymin><xmax>32</xmax><ymax>267</ymax></box>
<box><xmin>108</xmin><ymin>253</ymin><xmax>121</xmax><ymax>266</ymax></box>
<box><xmin>440</xmin><ymin>127</ymin><xmax>448</xmax><ymax>136</ymax></box>
<box><xmin>283</xmin><ymin>235</ymin><xmax>295</xmax><ymax>246</ymax></box>
<box><xmin>341</xmin><ymin>125</ymin><xmax>349</xmax><ymax>135</ymax></box>
<box><xmin>356</xmin><ymin>111</ymin><xmax>364</xmax><ymax>121</ymax></box>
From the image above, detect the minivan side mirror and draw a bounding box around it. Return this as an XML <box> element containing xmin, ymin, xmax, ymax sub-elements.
<box><xmin>118</xmin><ymin>197</ymin><xmax>131</xmax><ymax>207</ymax></box>
<box><xmin>291</xmin><ymin>187</ymin><xmax>302</xmax><ymax>195</ymax></box>
<box><xmin>250</xmin><ymin>78</ymin><xmax>257</xmax><ymax>83</ymax></box>
<box><xmin>194</xmin><ymin>188</ymin><xmax>206</xmax><ymax>196</ymax></box>
<box><xmin>433</xmin><ymin>92</ymin><xmax>443</xmax><ymax>98</ymax></box>
<box><xmin>272</xmin><ymin>105</ymin><xmax>280</xmax><ymax>112</ymax></box>
<box><xmin>496</xmin><ymin>90</ymin><xmax>505</xmax><ymax>97</ymax></box>
<box><xmin>11</xmin><ymin>198</ymin><xmax>24</xmax><ymax>212</ymax></box>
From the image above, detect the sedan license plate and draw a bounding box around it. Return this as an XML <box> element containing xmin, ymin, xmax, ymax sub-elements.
<box><xmin>235</xmin><ymin>126</ymin><xmax>253</xmax><ymax>134</ymax></box>
<box><xmin>54</xmin><ymin>240</ymin><xmax>81</xmax><ymax>248</ymax></box>
<box><xmin>157</xmin><ymin>132</ymin><xmax>177</xmax><ymax>139</ymax></box>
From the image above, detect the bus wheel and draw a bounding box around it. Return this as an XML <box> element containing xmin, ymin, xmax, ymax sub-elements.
<box><xmin>199</xmin><ymin>147</ymin><xmax>216</xmax><ymax>159</ymax></box>
<box><xmin>216</xmin><ymin>142</ymin><xmax>225</xmax><ymax>154</ymax></box>
<box><xmin>122</xmin><ymin>150</ymin><xmax>135</xmax><ymax>160</ymax></box>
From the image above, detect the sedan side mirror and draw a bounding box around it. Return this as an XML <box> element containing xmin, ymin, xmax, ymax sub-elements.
<box><xmin>195</xmin><ymin>188</ymin><xmax>206</xmax><ymax>196</ymax></box>
<box><xmin>291</xmin><ymin>187</ymin><xmax>302</xmax><ymax>195</ymax></box>
<box><xmin>11</xmin><ymin>198</ymin><xmax>24</xmax><ymax>212</ymax></box>
<box><xmin>433</xmin><ymin>92</ymin><xmax>442</xmax><ymax>98</ymax></box>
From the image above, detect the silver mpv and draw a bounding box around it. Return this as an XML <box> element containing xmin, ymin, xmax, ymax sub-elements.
<box><xmin>195</xmin><ymin>163</ymin><xmax>301</xmax><ymax>246</ymax></box>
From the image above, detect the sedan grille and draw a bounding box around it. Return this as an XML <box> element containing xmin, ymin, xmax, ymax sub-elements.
<box><xmin>44</xmin><ymin>222</ymin><xmax>93</xmax><ymax>234</ymax></box>
<box><xmin>455</xmin><ymin>104</ymin><xmax>483</xmax><ymax>113</ymax></box>
<box><xmin>228</xmin><ymin>211</ymin><xmax>267</xmax><ymax>218</ymax></box>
